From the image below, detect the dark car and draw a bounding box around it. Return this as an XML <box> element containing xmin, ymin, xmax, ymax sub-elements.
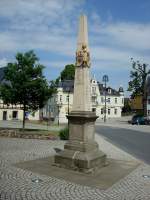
<box><xmin>131</xmin><ymin>115</ymin><xmax>145</xmax><ymax>125</ymax></box>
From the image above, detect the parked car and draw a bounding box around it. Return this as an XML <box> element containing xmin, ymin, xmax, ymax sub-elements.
<box><xmin>131</xmin><ymin>115</ymin><xmax>150</xmax><ymax>125</ymax></box>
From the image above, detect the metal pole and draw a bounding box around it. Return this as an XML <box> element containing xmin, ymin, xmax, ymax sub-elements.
<box><xmin>58</xmin><ymin>106</ymin><xmax>59</xmax><ymax>126</ymax></box>
<box><xmin>68</xmin><ymin>92</ymin><xmax>70</xmax><ymax>115</ymax></box>
<box><xmin>102</xmin><ymin>75</ymin><xmax>109</xmax><ymax>123</ymax></box>
<box><xmin>67</xmin><ymin>91</ymin><xmax>70</xmax><ymax>128</ymax></box>
<box><xmin>104</xmin><ymin>81</ymin><xmax>106</xmax><ymax>123</ymax></box>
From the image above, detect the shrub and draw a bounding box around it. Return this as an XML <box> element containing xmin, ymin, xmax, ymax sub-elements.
<box><xmin>59</xmin><ymin>127</ymin><xmax>69</xmax><ymax>140</ymax></box>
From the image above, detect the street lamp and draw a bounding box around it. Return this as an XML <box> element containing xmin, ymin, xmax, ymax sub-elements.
<box><xmin>102</xmin><ymin>75</ymin><xmax>109</xmax><ymax>123</ymax></box>
<box><xmin>57</xmin><ymin>103</ymin><xmax>62</xmax><ymax>126</ymax></box>
<box><xmin>67</xmin><ymin>89</ymin><xmax>70</xmax><ymax>128</ymax></box>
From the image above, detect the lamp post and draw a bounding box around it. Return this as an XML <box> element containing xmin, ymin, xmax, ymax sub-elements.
<box><xmin>58</xmin><ymin>105</ymin><xmax>60</xmax><ymax>126</ymax></box>
<box><xmin>102</xmin><ymin>75</ymin><xmax>109</xmax><ymax>123</ymax></box>
<box><xmin>67</xmin><ymin>90</ymin><xmax>70</xmax><ymax>128</ymax></box>
<box><xmin>57</xmin><ymin>103</ymin><xmax>62</xmax><ymax>126</ymax></box>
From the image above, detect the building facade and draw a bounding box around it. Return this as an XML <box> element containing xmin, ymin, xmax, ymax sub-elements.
<box><xmin>146</xmin><ymin>76</ymin><xmax>150</xmax><ymax>117</ymax></box>
<box><xmin>42</xmin><ymin>79</ymin><xmax>124</xmax><ymax>124</ymax></box>
<box><xmin>0</xmin><ymin>67</ymin><xmax>42</xmax><ymax>121</ymax></box>
<box><xmin>130</xmin><ymin>95</ymin><xmax>143</xmax><ymax>111</ymax></box>
<box><xmin>0</xmin><ymin>100</ymin><xmax>40</xmax><ymax>121</ymax></box>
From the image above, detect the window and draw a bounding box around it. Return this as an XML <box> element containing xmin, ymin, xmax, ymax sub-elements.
<box><xmin>12</xmin><ymin>111</ymin><xmax>18</xmax><ymax>119</ymax></box>
<box><xmin>92</xmin><ymin>97</ymin><xmax>96</xmax><ymax>103</ymax></box>
<box><xmin>148</xmin><ymin>99</ymin><xmax>150</xmax><ymax>104</ymax></box>
<box><xmin>101</xmin><ymin>108</ymin><xmax>104</xmax><ymax>114</ymax></box>
<box><xmin>92</xmin><ymin>87</ymin><xmax>96</xmax><ymax>93</ymax></box>
<box><xmin>60</xmin><ymin>95</ymin><xmax>62</xmax><ymax>102</ymax></box>
<box><xmin>115</xmin><ymin>98</ymin><xmax>117</xmax><ymax>104</ymax></box>
<box><xmin>114</xmin><ymin>109</ymin><xmax>117</xmax><ymax>115</ymax></box>
<box><xmin>66</xmin><ymin>95</ymin><xmax>69</xmax><ymax>102</ymax></box>
<box><xmin>107</xmin><ymin>98</ymin><xmax>110</xmax><ymax>103</ymax></box>
<box><xmin>108</xmin><ymin>109</ymin><xmax>110</xmax><ymax>115</ymax></box>
<box><xmin>108</xmin><ymin>88</ymin><xmax>111</xmax><ymax>94</ymax></box>
<box><xmin>101</xmin><ymin>97</ymin><xmax>104</xmax><ymax>103</ymax></box>
<box><xmin>92</xmin><ymin>108</ymin><xmax>96</xmax><ymax>112</ymax></box>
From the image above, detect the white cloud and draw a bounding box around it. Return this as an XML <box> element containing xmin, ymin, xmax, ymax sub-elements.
<box><xmin>90</xmin><ymin>20</ymin><xmax>150</xmax><ymax>51</ymax></box>
<box><xmin>105</xmin><ymin>22</ymin><xmax>150</xmax><ymax>51</ymax></box>
<box><xmin>0</xmin><ymin>0</ymin><xmax>83</xmax><ymax>19</ymax></box>
<box><xmin>0</xmin><ymin>58</ymin><xmax>8</xmax><ymax>67</ymax></box>
<box><xmin>0</xmin><ymin>0</ymin><xmax>83</xmax><ymax>55</ymax></box>
<box><xmin>41</xmin><ymin>60</ymin><xmax>74</xmax><ymax>69</ymax></box>
<box><xmin>0</xmin><ymin>1</ymin><xmax>150</xmax><ymax>76</ymax></box>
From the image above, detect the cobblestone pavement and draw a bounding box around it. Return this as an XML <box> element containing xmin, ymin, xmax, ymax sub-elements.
<box><xmin>0</xmin><ymin>137</ymin><xmax>150</xmax><ymax>200</ymax></box>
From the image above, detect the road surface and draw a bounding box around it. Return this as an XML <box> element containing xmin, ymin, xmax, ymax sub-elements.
<box><xmin>96</xmin><ymin>125</ymin><xmax>150</xmax><ymax>164</ymax></box>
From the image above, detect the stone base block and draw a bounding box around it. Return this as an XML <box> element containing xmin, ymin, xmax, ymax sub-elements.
<box><xmin>54</xmin><ymin>149</ymin><xmax>107</xmax><ymax>173</ymax></box>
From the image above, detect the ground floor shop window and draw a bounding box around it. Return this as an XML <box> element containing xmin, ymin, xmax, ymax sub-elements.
<box><xmin>12</xmin><ymin>111</ymin><xmax>18</xmax><ymax>119</ymax></box>
<box><xmin>92</xmin><ymin>108</ymin><xmax>96</xmax><ymax>112</ymax></box>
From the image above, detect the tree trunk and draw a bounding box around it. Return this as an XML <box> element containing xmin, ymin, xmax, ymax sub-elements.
<box><xmin>143</xmin><ymin>93</ymin><xmax>147</xmax><ymax>117</ymax></box>
<box><xmin>22</xmin><ymin>106</ymin><xmax>26</xmax><ymax>130</ymax></box>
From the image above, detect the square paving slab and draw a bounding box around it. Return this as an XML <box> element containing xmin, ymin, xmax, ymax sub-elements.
<box><xmin>14</xmin><ymin>156</ymin><xmax>140</xmax><ymax>189</ymax></box>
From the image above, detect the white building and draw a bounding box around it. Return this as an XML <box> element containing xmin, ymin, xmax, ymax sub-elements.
<box><xmin>42</xmin><ymin>78</ymin><xmax>124</xmax><ymax>124</ymax></box>
<box><xmin>0</xmin><ymin>65</ymin><xmax>125</xmax><ymax>122</ymax></box>
<box><xmin>0</xmin><ymin>67</ymin><xmax>42</xmax><ymax>121</ymax></box>
<box><xmin>0</xmin><ymin>100</ymin><xmax>41</xmax><ymax>121</ymax></box>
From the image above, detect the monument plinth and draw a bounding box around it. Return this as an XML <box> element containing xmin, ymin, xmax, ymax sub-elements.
<box><xmin>54</xmin><ymin>15</ymin><xmax>106</xmax><ymax>173</ymax></box>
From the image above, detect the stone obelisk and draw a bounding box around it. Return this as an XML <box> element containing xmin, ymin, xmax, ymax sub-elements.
<box><xmin>54</xmin><ymin>15</ymin><xmax>106</xmax><ymax>172</ymax></box>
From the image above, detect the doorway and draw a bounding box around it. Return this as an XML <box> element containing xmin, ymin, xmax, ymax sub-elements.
<box><xmin>3</xmin><ymin>111</ymin><xmax>7</xmax><ymax>120</ymax></box>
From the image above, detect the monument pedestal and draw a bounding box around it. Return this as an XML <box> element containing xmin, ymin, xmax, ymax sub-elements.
<box><xmin>54</xmin><ymin>111</ymin><xmax>107</xmax><ymax>173</ymax></box>
<box><xmin>54</xmin><ymin>15</ymin><xmax>107</xmax><ymax>173</ymax></box>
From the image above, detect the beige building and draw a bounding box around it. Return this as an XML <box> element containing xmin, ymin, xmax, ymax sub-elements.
<box><xmin>42</xmin><ymin>78</ymin><xmax>124</xmax><ymax>124</ymax></box>
<box><xmin>0</xmin><ymin>67</ymin><xmax>41</xmax><ymax>121</ymax></box>
<box><xmin>0</xmin><ymin>100</ymin><xmax>40</xmax><ymax>121</ymax></box>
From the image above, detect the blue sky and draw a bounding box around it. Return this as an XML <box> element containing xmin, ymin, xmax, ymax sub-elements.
<box><xmin>0</xmin><ymin>0</ymin><xmax>150</xmax><ymax>96</ymax></box>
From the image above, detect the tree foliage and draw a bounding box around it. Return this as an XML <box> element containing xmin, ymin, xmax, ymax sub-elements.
<box><xmin>0</xmin><ymin>50</ymin><xmax>52</xmax><ymax>128</ymax></box>
<box><xmin>122</xmin><ymin>98</ymin><xmax>132</xmax><ymax>114</ymax></box>
<box><xmin>128</xmin><ymin>59</ymin><xmax>150</xmax><ymax>97</ymax></box>
<box><xmin>60</xmin><ymin>64</ymin><xmax>75</xmax><ymax>81</ymax></box>
<box><xmin>128</xmin><ymin>59</ymin><xmax>150</xmax><ymax>115</ymax></box>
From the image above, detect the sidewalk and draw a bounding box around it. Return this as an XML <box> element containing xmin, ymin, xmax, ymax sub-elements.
<box><xmin>0</xmin><ymin>134</ymin><xmax>150</xmax><ymax>199</ymax></box>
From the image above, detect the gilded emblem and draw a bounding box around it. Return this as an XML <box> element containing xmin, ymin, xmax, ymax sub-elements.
<box><xmin>76</xmin><ymin>44</ymin><xmax>90</xmax><ymax>67</ymax></box>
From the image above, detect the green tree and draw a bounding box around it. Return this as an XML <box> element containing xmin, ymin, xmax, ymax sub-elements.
<box><xmin>128</xmin><ymin>59</ymin><xmax>150</xmax><ymax>116</ymax></box>
<box><xmin>0</xmin><ymin>50</ymin><xmax>52</xmax><ymax>129</ymax></box>
<box><xmin>60</xmin><ymin>64</ymin><xmax>75</xmax><ymax>80</ymax></box>
<box><xmin>122</xmin><ymin>98</ymin><xmax>132</xmax><ymax>114</ymax></box>
<box><xmin>49</xmin><ymin>64</ymin><xmax>75</xmax><ymax>96</ymax></box>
